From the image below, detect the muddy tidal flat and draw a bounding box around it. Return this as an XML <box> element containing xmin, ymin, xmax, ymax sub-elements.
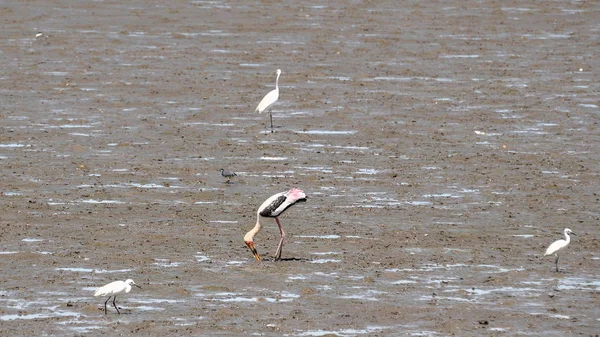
<box><xmin>1</xmin><ymin>1</ymin><xmax>599</xmax><ymax>336</ymax></box>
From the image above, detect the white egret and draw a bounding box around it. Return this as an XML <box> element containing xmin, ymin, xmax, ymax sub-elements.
<box><xmin>244</xmin><ymin>188</ymin><xmax>307</xmax><ymax>261</ymax></box>
<box><xmin>255</xmin><ymin>69</ymin><xmax>281</xmax><ymax>133</ymax></box>
<box><xmin>93</xmin><ymin>279</ymin><xmax>141</xmax><ymax>315</ymax></box>
<box><xmin>543</xmin><ymin>228</ymin><xmax>575</xmax><ymax>272</ymax></box>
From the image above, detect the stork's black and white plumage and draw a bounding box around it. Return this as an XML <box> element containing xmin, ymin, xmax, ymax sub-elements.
<box><xmin>244</xmin><ymin>188</ymin><xmax>307</xmax><ymax>261</ymax></box>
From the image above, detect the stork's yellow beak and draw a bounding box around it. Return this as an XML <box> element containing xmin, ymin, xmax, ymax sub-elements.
<box><xmin>245</xmin><ymin>241</ymin><xmax>262</xmax><ymax>261</ymax></box>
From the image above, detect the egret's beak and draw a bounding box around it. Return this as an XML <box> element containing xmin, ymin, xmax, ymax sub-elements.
<box><xmin>245</xmin><ymin>241</ymin><xmax>262</xmax><ymax>261</ymax></box>
<box><xmin>571</xmin><ymin>232</ymin><xmax>577</xmax><ymax>236</ymax></box>
<box><xmin>134</xmin><ymin>284</ymin><xmax>142</xmax><ymax>289</ymax></box>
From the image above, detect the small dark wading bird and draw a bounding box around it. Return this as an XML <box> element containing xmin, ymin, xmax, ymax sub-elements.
<box><xmin>244</xmin><ymin>188</ymin><xmax>307</xmax><ymax>261</ymax></box>
<box><xmin>543</xmin><ymin>228</ymin><xmax>575</xmax><ymax>272</ymax></box>
<box><xmin>219</xmin><ymin>168</ymin><xmax>237</xmax><ymax>183</ymax></box>
<box><xmin>93</xmin><ymin>279</ymin><xmax>141</xmax><ymax>315</ymax></box>
<box><xmin>255</xmin><ymin>69</ymin><xmax>281</xmax><ymax>133</ymax></box>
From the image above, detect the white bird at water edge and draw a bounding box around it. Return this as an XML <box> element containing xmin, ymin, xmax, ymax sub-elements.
<box><xmin>543</xmin><ymin>228</ymin><xmax>575</xmax><ymax>272</ymax></box>
<box><xmin>255</xmin><ymin>69</ymin><xmax>281</xmax><ymax>133</ymax></box>
<box><xmin>93</xmin><ymin>279</ymin><xmax>142</xmax><ymax>315</ymax></box>
<box><xmin>244</xmin><ymin>188</ymin><xmax>307</xmax><ymax>261</ymax></box>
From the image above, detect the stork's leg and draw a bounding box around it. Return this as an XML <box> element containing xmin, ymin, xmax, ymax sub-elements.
<box><xmin>274</xmin><ymin>218</ymin><xmax>286</xmax><ymax>261</ymax></box>
<box><xmin>103</xmin><ymin>296</ymin><xmax>111</xmax><ymax>315</ymax></box>
<box><xmin>555</xmin><ymin>255</ymin><xmax>560</xmax><ymax>272</ymax></box>
<box><xmin>113</xmin><ymin>296</ymin><xmax>120</xmax><ymax>314</ymax></box>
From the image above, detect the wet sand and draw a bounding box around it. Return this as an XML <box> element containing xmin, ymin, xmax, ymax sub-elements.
<box><xmin>1</xmin><ymin>0</ymin><xmax>599</xmax><ymax>336</ymax></box>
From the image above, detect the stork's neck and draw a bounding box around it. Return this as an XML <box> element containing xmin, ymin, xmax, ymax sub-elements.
<box><xmin>244</xmin><ymin>215</ymin><xmax>264</xmax><ymax>242</ymax></box>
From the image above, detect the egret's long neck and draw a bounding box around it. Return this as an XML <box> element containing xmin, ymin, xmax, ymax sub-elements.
<box><xmin>564</xmin><ymin>231</ymin><xmax>570</xmax><ymax>243</ymax></box>
<box><xmin>244</xmin><ymin>214</ymin><xmax>264</xmax><ymax>242</ymax></box>
<box><xmin>275</xmin><ymin>73</ymin><xmax>280</xmax><ymax>90</ymax></box>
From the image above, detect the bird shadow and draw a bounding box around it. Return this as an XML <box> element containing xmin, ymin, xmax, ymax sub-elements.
<box><xmin>261</xmin><ymin>256</ymin><xmax>311</xmax><ymax>262</ymax></box>
<box><xmin>260</xmin><ymin>126</ymin><xmax>283</xmax><ymax>134</ymax></box>
<box><xmin>278</xmin><ymin>257</ymin><xmax>311</xmax><ymax>262</ymax></box>
<box><xmin>99</xmin><ymin>309</ymin><xmax>133</xmax><ymax>316</ymax></box>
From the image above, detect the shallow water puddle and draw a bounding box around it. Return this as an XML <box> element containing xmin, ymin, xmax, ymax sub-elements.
<box><xmin>55</xmin><ymin>267</ymin><xmax>134</xmax><ymax>273</ymax></box>
<box><xmin>183</xmin><ymin>122</ymin><xmax>235</xmax><ymax>127</ymax></box>
<box><xmin>0</xmin><ymin>143</ymin><xmax>29</xmax><ymax>148</ymax></box>
<box><xmin>476</xmin><ymin>264</ymin><xmax>526</xmax><ymax>274</ymax></box>
<box><xmin>197</xmin><ymin>291</ymin><xmax>299</xmax><ymax>303</ymax></box>
<box><xmin>451</xmin><ymin>286</ymin><xmax>542</xmax><ymax>298</ymax></box>
<box><xmin>78</xmin><ymin>199</ymin><xmax>127</xmax><ymax>204</ymax></box>
<box><xmin>260</xmin><ymin>156</ymin><xmax>288</xmax><ymax>161</ymax></box>
<box><xmin>311</xmin><ymin>258</ymin><xmax>342</xmax><ymax>264</ymax></box>
<box><xmin>295</xmin><ymin>165</ymin><xmax>333</xmax><ymax>173</ymax></box>
<box><xmin>287</xmin><ymin>275</ymin><xmax>307</xmax><ymax>281</ymax></box>
<box><xmin>299</xmin><ymin>143</ymin><xmax>370</xmax><ymax>151</ymax></box>
<box><xmin>293</xmin><ymin>325</ymin><xmax>394</xmax><ymax>336</ymax></box>
<box><xmin>355</xmin><ymin>168</ymin><xmax>379</xmax><ymax>175</ymax></box>
<box><xmin>556</xmin><ymin>277</ymin><xmax>600</xmax><ymax>291</ymax></box>
<box><xmin>293</xmin><ymin>130</ymin><xmax>357</xmax><ymax>135</ymax></box>
<box><xmin>58</xmin><ymin>322</ymin><xmax>103</xmax><ymax>334</ymax></box>
<box><xmin>512</xmin><ymin>234</ymin><xmax>535</xmax><ymax>238</ymax></box>
<box><xmin>194</xmin><ymin>201</ymin><xmax>218</xmax><ymax>205</ymax></box>
<box><xmin>0</xmin><ymin>310</ymin><xmax>82</xmax><ymax>321</ymax></box>
<box><xmin>297</xmin><ymin>234</ymin><xmax>340</xmax><ymax>239</ymax></box>
<box><xmin>2</xmin><ymin>1</ymin><xmax>598</xmax><ymax>336</ymax></box>
<box><xmin>337</xmin><ymin>288</ymin><xmax>387</xmax><ymax>301</ymax></box>
<box><xmin>104</xmin><ymin>182</ymin><xmax>185</xmax><ymax>189</ymax></box>
<box><xmin>392</xmin><ymin>279</ymin><xmax>418</xmax><ymax>285</ymax></box>
<box><xmin>153</xmin><ymin>259</ymin><xmax>184</xmax><ymax>268</ymax></box>
<box><xmin>195</xmin><ymin>253</ymin><xmax>211</xmax><ymax>263</ymax></box>
<box><xmin>132</xmin><ymin>306</ymin><xmax>166</xmax><ymax>312</ymax></box>
<box><xmin>226</xmin><ymin>260</ymin><xmax>247</xmax><ymax>265</ymax></box>
<box><xmin>21</xmin><ymin>238</ymin><xmax>44</xmax><ymax>242</ymax></box>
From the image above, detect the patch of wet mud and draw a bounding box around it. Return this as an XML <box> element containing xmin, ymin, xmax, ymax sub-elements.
<box><xmin>1</xmin><ymin>0</ymin><xmax>599</xmax><ymax>336</ymax></box>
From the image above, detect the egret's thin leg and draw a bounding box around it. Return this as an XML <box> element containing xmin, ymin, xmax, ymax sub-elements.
<box><xmin>103</xmin><ymin>296</ymin><xmax>111</xmax><ymax>315</ymax></box>
<box><xmin>274</xmin><ymin>218</ymin><xmax>286</xmax><ymax>261</ymax></box>
<box><xmin>112</xmin><ymin>296</ymin><xmax>120</xmax><ymax>314</ymax></box>
<box><xmin>269</xmin><ymin>110</ymin><xmax>274</xmax><ymax>133</ymax></box>
<box><xmin>555</xmin><ymin>255</ymin><xmax>560</xmax><ymax>272</ymax></box>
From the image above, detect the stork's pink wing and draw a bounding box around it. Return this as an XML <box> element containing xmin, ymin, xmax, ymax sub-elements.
<box><xmin>258</xmin><ymin>188</ymin><xmax>307</xmax><ymax>217</ymax></box>
<box><xmin>286</xmin><ymin>188</ymin><xmax>306</xmax><ymax>202</ymax></box>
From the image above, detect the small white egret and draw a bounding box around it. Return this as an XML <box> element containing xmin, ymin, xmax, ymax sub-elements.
<box><xmin>255</xmin><ymin>69</ymin><xmax>281</xmax><ymax>133</ymax></box>
<box><xmin>543</xmin><ymin>228</ymin><xmax>575</xmax><ymax>272</ymax></box>
<box><xmin>93</xmin><ymin>279</ymin><xmax>141</xmax><ymax>315</ymax></box>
